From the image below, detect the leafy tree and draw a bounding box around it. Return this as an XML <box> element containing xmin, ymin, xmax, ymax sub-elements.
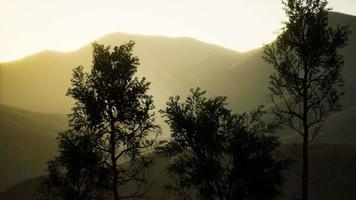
<box><xmin>263</xmin><ymin>0</ymin><xmax>350</xmax><ymax>199</ymax></box>
<box><xmin>45</xmin><ymin>41</ymin><xmax>160</xmax><ymax>200</ymax></box>
<box><xmin>157</xmin><ymin>88</ymin><xmax>288</xmax><ymax>200</ymax></box>
<box><xmin>39</xmin><ymin>130</ymin><xmax>108</xmax><ymax>200</ymax></box>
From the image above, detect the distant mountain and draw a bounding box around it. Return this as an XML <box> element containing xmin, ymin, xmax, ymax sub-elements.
<box><xmin>278</xmin><ymin>106</ymin><xmax>356</xmax><ymax>144</ymax></box>
<box><xmin>1</xmin><ymin>13</ymin><xmax>355</xmax><ymax>114</ymax></box>
<box><xmin>0</xmin><ymin>177</ymin><xmax>43</xmax><ymax>200</ymax></box>
<box><xmin>0</xmin><ymin>34</ymin><xmax>240</xmax><ymax>114</ymax></box>
<box><xmin>0</xmin><ymin>104</ymin><xmax>67</xmax><ymax>192</ymax></box>
<box><xmin>1</xmin><ymin>12</ymin><xmax>355</xmax><ymax>138</ymax></box>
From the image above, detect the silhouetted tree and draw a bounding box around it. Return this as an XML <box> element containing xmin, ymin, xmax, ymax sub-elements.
<box><xmin>157</xmin><ymin>88</ymin><xmax>288</xmax><ymax>200</ymax></box>
<box><xmin>55</xmin><ymin>41</ymin><xmax>160</xmax><ymax>200</ymax></box>
<box><xmin>263</xmin><ymin>1</ymin><xmax>350</xmax><ymax>199</ymax></box>
<box><xmin>39</xmin><ymin>130</ymin><xmax>108</xmax><ymax>200</ymax></box>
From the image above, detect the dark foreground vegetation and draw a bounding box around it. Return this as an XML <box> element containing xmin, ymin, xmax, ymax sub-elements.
<box><xmin>37</xmin><ymin>40</ymin><xmax>289</xmax><ymax>200</ymax></box>
<box><xmin>2</xmin><ymin>144</ymin><xmax>356</xmax><ymax>200</ymax></box>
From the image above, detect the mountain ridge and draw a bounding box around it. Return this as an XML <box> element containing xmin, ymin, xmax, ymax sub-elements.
<box><xmin>2</xmin><ymin>11</ymin><xmax>353</xmax><ymax>65</ymax></box>
<box><xmin>0</xmin><ymin>32</ymin><xmax>240</xmax><ymax>65</ymax></box>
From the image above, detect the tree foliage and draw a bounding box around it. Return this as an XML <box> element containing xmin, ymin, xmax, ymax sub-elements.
<box><xmin>42</xmin><ymin>41</ymin><xmax>160</xmax><ymax>200</ymax></box>
<box><xmin>39</xmin><ymin>130</ymin><xmax>108</xmax><ymax>200</ymax></box>
<box><xmin>157</xmin><ymin>88</ymin><xmax>288</xmax><ymax>200</ymax></box>
<box><xmin>263</xmin><ymin>0</ymin><xmax>350</xmax><ymax>199</ymax></box>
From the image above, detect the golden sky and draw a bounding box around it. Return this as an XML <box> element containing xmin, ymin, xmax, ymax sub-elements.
<box><xmin>0</xmin><ymin>0</ymin><xmax>355</xmax><ymax>62</ymax></box>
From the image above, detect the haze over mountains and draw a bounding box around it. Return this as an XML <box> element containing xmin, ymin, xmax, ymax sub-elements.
<box><xmin>1</xmin><ymin>13</ymin><xmax>355</xmax><ymax>114</ymax></box>
<box><xmin>0</xmin><ymin>105</ymin><xmax>66</xmax><ymax>192</ymax></box>
<box><xmin>0</xmin><ymin>11</ymin><xmax>356</xmax><ymax>199</ymax></box>
<box><xmin>0</xmin><ymin>33</ymin><xmax>240</xmax><ymax>114</ymax></box>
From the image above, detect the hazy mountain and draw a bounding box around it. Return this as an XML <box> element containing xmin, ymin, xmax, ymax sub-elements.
<box><xmin>328</xmin><ymin>12</ymin><xmax>356</xmax><ymax>108</ymax></box>
<box><xmin>0</xmin><ymin>34</ymin><xmax>240</xmax><ymax>114</ymax></box>
<box><xmin>0</xmin><ymin>104</ymin><xmax>67</xmax><ymax>192</ymax></box>
<box><xmin>1</xmin><ymin>13</ymin><xmax>355</xmax><ymax>115</ymax></box>
<box><xmin>1</xmin><ymin>12</ymin><xmax>355</xmax><ymax>137</ymax></box>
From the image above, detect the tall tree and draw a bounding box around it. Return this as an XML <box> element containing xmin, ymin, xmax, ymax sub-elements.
<box><xmin>66</xmin><ymin>41</ymin><xmax>160</xmax><ymax>200</ymax></box>
<box><xmin>157</xmin><ymin>88</ymin><xmax>288</xmax><ymax>200</ymax></box>
<box><xmin>263</xmin><ymin>0</ymin><xmax>350</xmax><ymax>199</ymax></box>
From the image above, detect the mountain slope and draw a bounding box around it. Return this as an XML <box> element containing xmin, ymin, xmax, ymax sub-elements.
<box><xmin>1</xmin><ymin>13</ymin><xmax>355</xmax><ymax>114</ymax></box>
<box><xmin>327</xmin><ymin>12</ymin><xmax>356</xmax><ymax>108</ymax></box>
<box><xmin>0</xmin><ymin>104</ymin><xmax>67</xmax><ymax>192</ymax></box>
<box><xmin>0</xmin><ymin>34</ymin><xmax>240</xmax><ymax>114</ymax></box>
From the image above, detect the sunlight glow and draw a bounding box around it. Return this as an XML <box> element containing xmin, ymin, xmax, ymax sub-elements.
<box><xmin>0</xmin><ymin>0</ymin><xmax>355</xmax><ymax>62</ymax></box>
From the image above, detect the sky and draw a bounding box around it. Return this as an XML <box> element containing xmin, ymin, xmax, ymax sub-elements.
<box><xmin>0</xmin><ymin>0</ymin><xmax>355</xmax><ymax>62</ymax></box>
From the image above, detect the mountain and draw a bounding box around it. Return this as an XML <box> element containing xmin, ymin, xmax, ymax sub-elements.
<box><xmin>0</xmin><ymin>177</ymin><xmax>43</xmax><ymax>200</ymax></box>
<box><xmin>1</xmin><ymin>13</ymin><xmax>355</xmax><ymax>115</ymax></box>
<box><xmin>0</xmin><ymin>34</ymin><xmax>240</xmax><ymax>114</ymax></box>
<box><xmin>0</xmin><ymin>104</ymin><xmax>67</xmax><ymax>192</ymax></box>
<box><xmin>1</xmin><ymin>12</ymin><xmax>355</xmax><ymax>139</ymax></box>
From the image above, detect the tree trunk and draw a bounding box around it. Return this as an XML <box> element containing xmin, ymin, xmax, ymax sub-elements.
<box><xmin>302</xmin><ymin>129</ymin><xmax>309</xmax><ymax>200</ymax></box>
<box><xmin>302</xmin><ymin>67</ymin><xmax>309</xmax><ymax>200</ymax></box>
<box><xmin>110</xmin><ymin>131</ymin><xmax>120</xmax><ymax>200</ymax></box>
<box><xmin>302</xmin><ymin>73</ymin><xmax>309</xmax><ymax>200</ymax></box>
<box><xmin>112</xmin><ymin>163</ymin><xmax>119</xmax><ymax>200</ymax></box>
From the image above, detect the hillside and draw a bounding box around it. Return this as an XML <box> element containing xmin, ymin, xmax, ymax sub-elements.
<box><xmin>1</xmin><ymin>13</ymin><xmax>355</xmax><ymax>114</ymax></box>
<box><xmin>0</xmin><ymin>34</ymin><xmax>240</xmax><ymax>114</ymax></box>
<box><xmin>0</xmin><ymin>104</ymin><xmax>67</xmax><ymax>192</ymax></box>
<box><xmin>1</xmin><ymin>144</ymin><xmax>356</xmax><ymax>200</ymax></box>
<box><xmin>1</xmin><ymin>12</ymin><xmax>355</xmax><ymax>141</ymax></box>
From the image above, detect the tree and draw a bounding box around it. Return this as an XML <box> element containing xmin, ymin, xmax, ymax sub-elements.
<box><xmin>39</xmin><ymin>130</ymin><xmax>109</xmax><ymax>200</ymax></box>
<box><xmin>157</xmin><ymin>88</ymin><xmax>288</xmax><ymax>200</ymax></box>
<box><xmin>263</xmin><ymin>1</ymin><xmax>350</xmax><ymax>199</ymax></box>
<box><xmin>65</xmin><ymin>41</ymin><xmax>160</xmax><ymax>200</ymax></box>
